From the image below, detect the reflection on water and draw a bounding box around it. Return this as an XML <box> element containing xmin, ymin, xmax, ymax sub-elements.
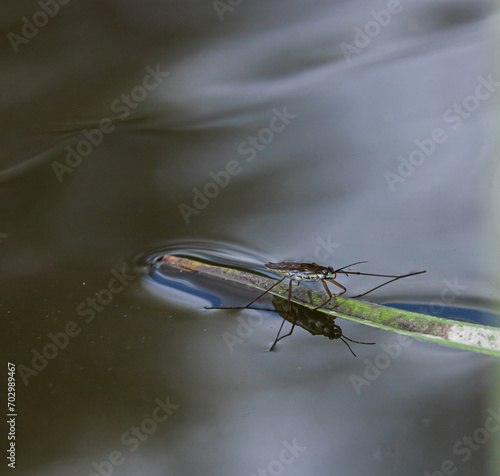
<box><xmin>270</xmin><ymin>294</ymin><xmax>376</xmax><ymax>357</ymax></box>
<box><xmin>2</xmin><ymin>0</ymin><xmax>499</xmax><ymax>475</ymax></box>
<box><xmin>134</xmin><ymin>239</ymin><xmax>273</xmax><ymax>274</ymax></box>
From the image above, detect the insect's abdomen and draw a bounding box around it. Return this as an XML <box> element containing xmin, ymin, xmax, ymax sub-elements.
<box><xmin>294</xmin><ymin>272</ymin><xmax>322</xmax><ymax>282</ymax></box>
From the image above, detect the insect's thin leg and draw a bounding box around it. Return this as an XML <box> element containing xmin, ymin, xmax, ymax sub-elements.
<box><xmin>338</xmin><ymin>270</ymin><xmax>425</xmax><ymax>279</ymax></box>
<box><xmin>269</xmin><ymin>278</ymin><xmax>295</xmax><ymax>351</ymax></box>
<box><xmin>313</xmin><ymin>278</ymin><xmax>346</xmax><ymax>310</ymax></box>
<box><xmin>205</xmin><ymin>275</ymin><xmax>288</xmax><ymax>310</ymax></box>
<box><xmin>269</xmin><ymin>316</ymin><xmax>288</xmax><ymax>351</ymax></box>
<box><xmin>220</xmin><ymin>307</ymin><xmax>280</xmax><ymax>312</ymax></box>
<box><xmin>245</xmin><ymin>275</ymin><xmax>288</xmax><ymax>307</ymax></box>
<box><xmin>350</xmin><ymin>272</ymin><xmax>423</xmax><ymax>299</ymax></box>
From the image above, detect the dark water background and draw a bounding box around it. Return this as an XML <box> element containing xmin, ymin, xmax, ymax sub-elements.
<box><xmin>2</xmin><ymin>1</ymin><xmax>500</xmax><ymax>475</ymax></box>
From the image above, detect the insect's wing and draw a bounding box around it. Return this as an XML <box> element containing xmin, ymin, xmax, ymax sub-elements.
<box><xmin>266</xmin><ymin>262</ymin><xmax>321</xmax><ymax>273</ymax></box>
<box><xmin>265</xmin><ymin>262</ymin><xmax>302</xmax><ymax>272</ymax></box>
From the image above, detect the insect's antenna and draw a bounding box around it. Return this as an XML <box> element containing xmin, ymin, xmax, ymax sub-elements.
<box><xmin>340</xmin><ymin>334</ymin><xmax>376</xmax><ymax>357</ymax></box>
<box><xmin>342</xmin><ymin>335</ymin><xmax>376</xmax><ymax>345</ymax></box>
<box><xmin>334</xmin><ymin>261</ymin><xmax>369</xmax><ymax>275</ymax></box>
<box><xmin>340</xmin><ymin>337</ymin><xmax>357</xmax><ymax>357</ymax></box>
<box><xmin>350</xmin><ymin>270</ymin><xmax>426</xmax><ymax>298</ymax></box>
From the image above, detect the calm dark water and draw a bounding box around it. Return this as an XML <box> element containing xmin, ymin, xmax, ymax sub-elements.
<box><xmin>2</xmin><ymin>1</ymin><xmax>500</xmax><ymax>475</ymax></box>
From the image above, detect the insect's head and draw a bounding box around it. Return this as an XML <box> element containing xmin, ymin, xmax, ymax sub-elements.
<box><xmin>322</xmin><ymin>322</ymin><xmax>343</xmax><ymax>340</ymax></box>
<box><xmin>322</xmin><ymin>320</ymin><xmax>375</xmax><ymax>357</ymax></box>
<box><xmin>323</xmin><ymin>266</ymin><xmax>335</xmax><ymax>277</ymax></box>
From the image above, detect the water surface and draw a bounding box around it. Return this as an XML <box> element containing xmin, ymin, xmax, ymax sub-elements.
<box><xmin>2</xmin><ymin>1</ymin><xmax>500</xmax><ymax>475</ymax></box>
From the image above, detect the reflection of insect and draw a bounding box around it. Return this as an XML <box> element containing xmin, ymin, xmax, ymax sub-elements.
<box><xmin>270</xmin><ymin>295</ymin><xmax>373</xmax><ymax>356</ymax></box>
<box><xmin>208</xmin><ymin>261</ymin><xmax>426</xmax><ymax>352</ymax></box>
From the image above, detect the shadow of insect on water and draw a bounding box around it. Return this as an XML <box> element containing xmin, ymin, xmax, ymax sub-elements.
<box><xmin>270</xmin><ymin>295</ymin><xmax>374</xmax><ymax>357</ymax></box>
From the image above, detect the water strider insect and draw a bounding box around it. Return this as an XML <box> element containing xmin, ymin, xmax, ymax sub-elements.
<box><xmin>207</xmin><ymin>261</ymin><xmax>426</xmax><ymax>353</ymax></box>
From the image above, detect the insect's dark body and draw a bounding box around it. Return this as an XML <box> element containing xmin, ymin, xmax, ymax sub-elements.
<box><xmin>266</xmin><ymin>262</ymin><xmax>335</xmax><ymax>282</ymax></box>
<box><xmin>266</xmin><ymin>261</ymin><xmax>348</xmax><ymax>312</ymax></box>
<box><xmin>271</xmin><ymin>295</ymin><xmax>343</xmax><ymax>340</ymax></box>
